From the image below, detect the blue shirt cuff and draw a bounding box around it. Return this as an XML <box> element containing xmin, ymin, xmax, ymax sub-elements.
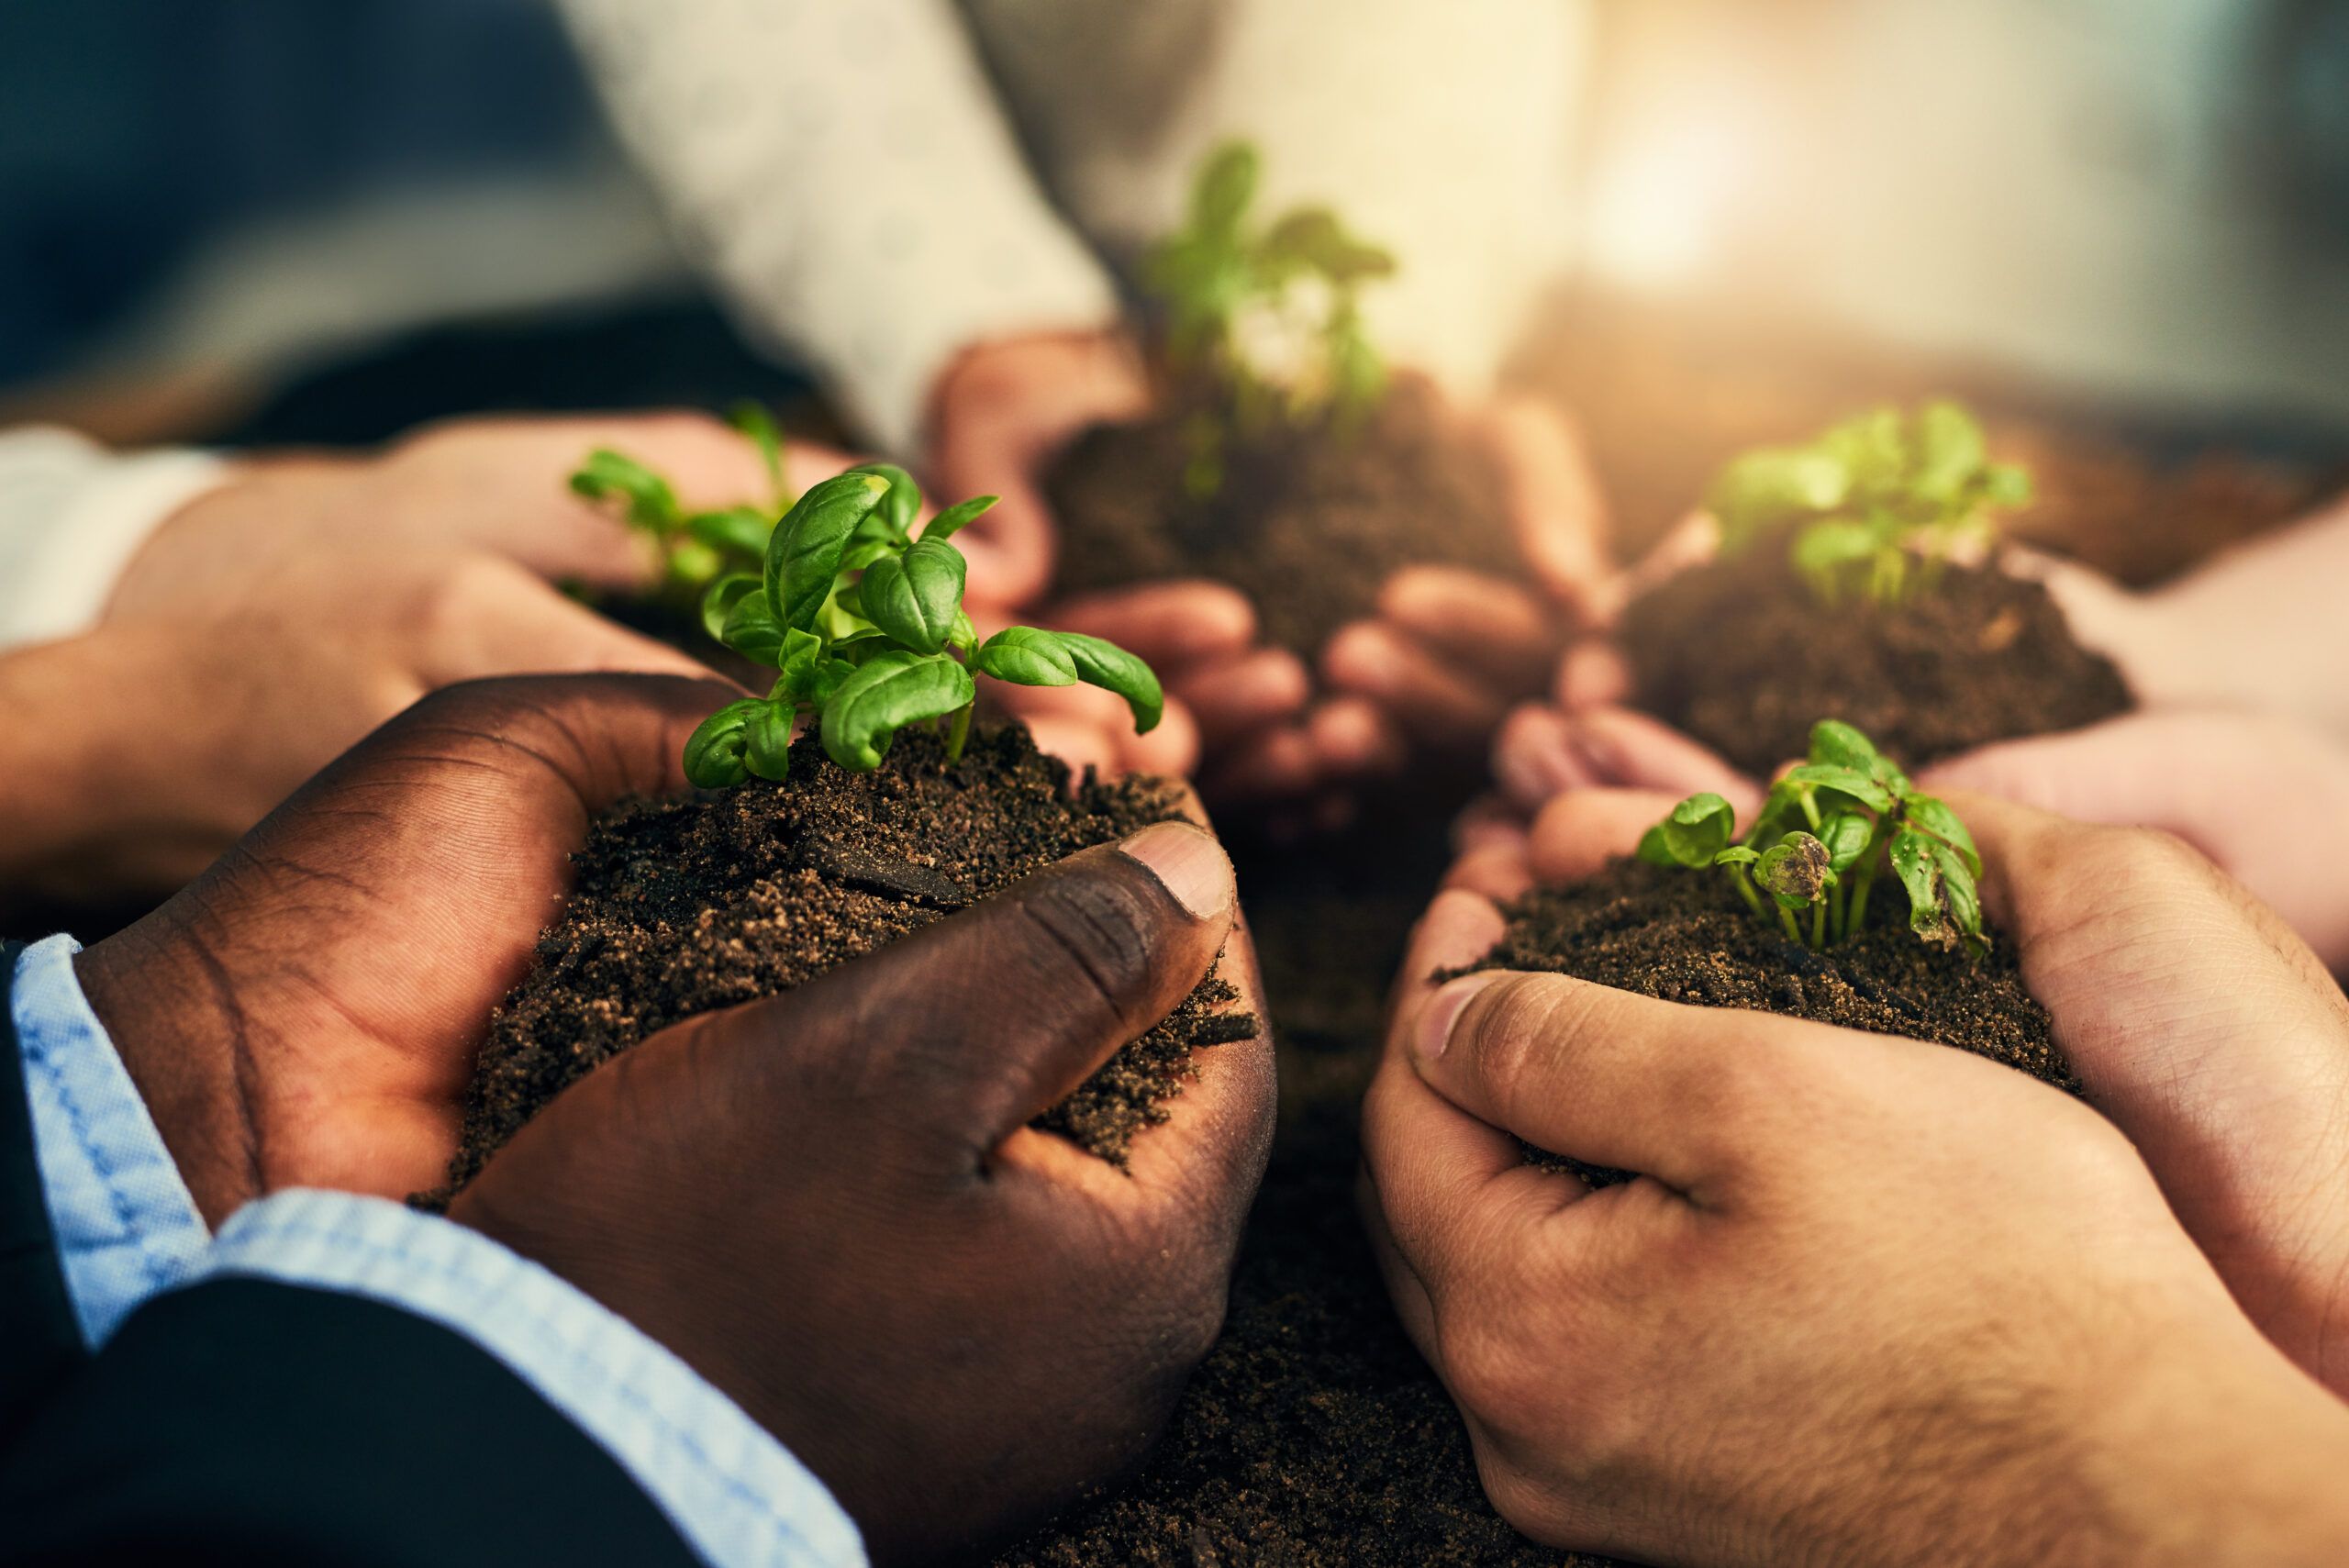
<box><xmin>12</xmin><ymin>933</ymin><xmax>209</xmax><ymax>1348</ymax></box>
<box><xmin>202</xmin><ymin>1189</ymin><xmax>868</xmax><ymax>1568</ymax></box>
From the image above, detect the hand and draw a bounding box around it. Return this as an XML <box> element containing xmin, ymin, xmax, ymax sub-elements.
<box><xmin>451</xmin><ymin>819</ymin><xmax>1276</xmax><ymax>1563</ymax></box>
<box><xmin>1478</xmin><ymin>775</ymin><xmax>2349</xmax><ymax>1398</ymax></box>
<box><xmin>2</xmin><ymin>413</ymin><xmax>858</xmax><ymax>918</ymax></box>
<box><xmin>1362</xmin><ymin>884</ymin><xmax>2349</xmax><ymax>1567</ymax></box>
<box><xmin>71</xmin><ymin>673</ymin><xmax>729</xmax><ymax>1224</ymax></box>
<box><xmin>1487</xmin><ymin>700</ymin><xmax>2349</xmax><ymax>971</ymax></box>
<box><xmin>1317</xmin><ymin>390</ymin><xmax>1610</xmax><ymax>768</ymax></box>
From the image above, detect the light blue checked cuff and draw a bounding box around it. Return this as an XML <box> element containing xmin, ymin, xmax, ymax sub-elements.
<box><xmin>12</xmin><ymin>933</ymin><xmax>210</xmax><ymax>1347</ymax></box>
<box><xmin>204</xmin><ymin>1190</ymin><xmax>868</xmax><ymax>1568</ymax></box>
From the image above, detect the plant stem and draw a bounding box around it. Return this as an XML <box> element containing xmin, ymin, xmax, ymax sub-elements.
<box><xmin>1778</xmin><ymin>905</ymin><xmax>1804</xmax><ymax>946</ymax></box>
<box><xmin>944</xmin><ymin>700</ymin><xmax>974</xmax><ymax>762</ymax></box>
<box><xmin>1809</xmin><ymin>900</ymin><xmax>1827</xmax><ymax>951</ymax></box>
<box><xmin>1730</xmin><ymin>863</ymin><xmax>1767</xmax><ymax>918</ymax></box>
<box><xmin>1845</xmin><ymin>862</ymin><xmax>1878</xmax><ymax>940</ymax></box>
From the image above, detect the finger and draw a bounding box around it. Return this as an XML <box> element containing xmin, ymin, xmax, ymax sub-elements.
<box><xmin>665</xmin><ymin>822</ymin><xmax>1238</xmax><ymax>1162</ymax></box>
<box><xmin>1559</xmin><ymin>708</ymin><xmax>1760</xmax><ymax>806</ymax></box>
<box><xmin>1407</xmin><ymin>971</ymin><xmax>1831</xmax><ymax>1192</ymax></box>
<box><xmin>1587</xmin><ymin>510</ymin><xmax>1719</xmax><ymax>627</ymax></box>
<box><xmin>1018</xmin><ymin>716</ymin><xmax>1119</xmax><ymax>782</ymax></box>
<box><xmin>987</xmin><ymin>679</ymin><xmax>1202</xmax><ymax>779</ymax></box>
<box><xmin>1305</xmin><ymin>696</ymin><xmax>1409</xmax><ymax>779</ymax></box>
<box><xmin>1200</xmin><ymin>724</ymin><xmax>1322</xmax><ymax>805</ymax></box>
<box><xmin>1376</xmin><ymin>567</ymin><xmax>1561</xmax><ymax>691</ymax></box>
<box><xmin>952</xmin><ymin>484</ymin><xmax>1057</xmax><ymax>608</ymax></box>
<box><xmin>1474</xmin><ymin>395</ymin><xmax>1613</xmax><ymax>618</ymax></box>
<box><xmin>1493</xmin><ymin>704</ymin><xmax>1589</xmax><ymax>815</ymax></box>
<box><xmin>404</xmin><ymin>557</ymin><xmax>719</xmax><ymax>688</ymax></box>
<box><xmin>1553</xmin><ymin>638</ymin><xmax>1632</xmax><ymax>710</ymax></box>
<box><xmin>1322</xmin><ymin>622</ymin><xmax>1508</xmax><ymax>749</ymax></box>
<box><xmin>1173</xmin><ymin>649</ymin><xmax>1314</xmax><ymax>749</ymax></box>
<box><xmin>1527</xmin><ymin>790</ymin><xmax>1685</xmax><ymax>884</ymax></box>
<box><xmin>1050</xmin><ymin>581</ymin><xmax>1259</xmax><ymax>668</ymax></box>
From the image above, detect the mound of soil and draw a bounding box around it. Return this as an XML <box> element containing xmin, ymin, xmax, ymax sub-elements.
<box><xmin>1467</xmin><ymin>858</ymin><xmax>2073</xmax><ymax>1189</ymax></box>
<box><xmin>1046</xmin><ymin>379</ymin><xmax>1520</xmax><ymax>655</ymax></box>
<box><xmin>1621</xmin><ymin>555</ymin><xmax>2132</xmax><ymax>775</ymax></box>
<box><xmin>437</xmin><ymin>724</ymin><xmax>1257</xmax><ymax>1196</ymax></box>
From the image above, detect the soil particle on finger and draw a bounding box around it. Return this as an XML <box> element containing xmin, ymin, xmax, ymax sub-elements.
<box><xmin>1045</xmin><ymin>379</ymin><xmax>1521</xmax><ymax>656</ymax></box>
<box><xmin>1620</xmin><ymin>554</ymin><xmax>2132</xmax><ymax>775</ymax></box>
<box><xmin>437</xmin><ymin>724</ymin><xmax>1257</xmax><ymax>1196</ymax></box>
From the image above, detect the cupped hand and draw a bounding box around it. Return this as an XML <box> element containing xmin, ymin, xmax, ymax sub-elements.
<box><xmin>1476</xmin><ymin>771</ymin><xmax>2349</xmax><ymax>1400</ymax></box>
<box><xmin>72</xmin><ymin>673</ymin><xmax>731</xmax><ymax>1225</ymax></box>
<box><xmin>1361</xmin><ymin>883</ymin><xmax>2349</xmax><ymax>1568</ymax></box>
<box><xmin>451</xmin><ymin>818</ymin><xmax>1276</xmax><ymax>1564</ymax></box>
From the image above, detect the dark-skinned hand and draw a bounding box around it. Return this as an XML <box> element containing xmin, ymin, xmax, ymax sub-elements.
<box><xmin>70</xmin><ymin>673</ymin><xmax>729</xmax><ymax>1225</ymax></box>
<box><xmin>451</xmin><ymin>817</ymin><xmax>1275</xmax><ymax>1564</ymax></box>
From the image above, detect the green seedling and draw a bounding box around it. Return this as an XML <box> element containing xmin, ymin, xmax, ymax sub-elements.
<box><xmin>1706</xmin><ymin>400</ymin><xmax>2032</xmax><ymax>606</ymax></box>
<box><xmin>1638</xmin><ymin>719</ymin><xmax>1987</xmax><ymax>955</ymax></box>
<box><xmin>569</xmin><ymin>402</ymin><xmax>796</xmax><ymax>601</ymax></box>
<box><xmin>682</xmin><ymin>465</ymin><xmax>1162</xmax><ymax>785</ymax></box>
<box><xmin>1142</xmin><ymin>139</ymin><xmax>1397</xmax><ymax>495</ymax></box>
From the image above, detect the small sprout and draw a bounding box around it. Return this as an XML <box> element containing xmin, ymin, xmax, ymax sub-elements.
<box><xmin>1706</xmin><ymin>400</ymin><xmax>2032</xmax><ymax>607</ymax></box>
<box><xmin>1142</xmin><ymin>140</ymin><xmax>1397</xmax><ymax>493</ymax></box>
<box><xmin>680</xmin><ymin>467</ymin><xmax>1161</xmax><ymax>787</ymax></box>
<box><xmin>1639</xmin><ymin>720</ymin><xmax>1988</xmax><ymax>957</ymax></box>
<box><xmin>570</xmin><ymin>404</ymin><xmax>797</xmax><ymax>603</ymax></box>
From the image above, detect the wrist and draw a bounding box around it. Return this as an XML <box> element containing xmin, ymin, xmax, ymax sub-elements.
<box><xmin>72</xmin><ymin>929</ymin><xmax>259</xmax><ymax>1226</ymax></box>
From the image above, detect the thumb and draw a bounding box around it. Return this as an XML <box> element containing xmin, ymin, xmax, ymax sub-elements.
<box><xmin>659</xmin><ymin>818</ymin><xmax>1238</xmax><ymax>1161</ymax></box>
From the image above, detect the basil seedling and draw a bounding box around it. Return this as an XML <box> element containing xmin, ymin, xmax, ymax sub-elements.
<box><xmin>681</xmin><ymin>465</ymin><xmax>1163</xmax><ymax>785</ymax></box>
<box><xmin>1639</xmin><ymin>720</ymin><xmax>1987</xmax><ymax>955</ymax></box>
<box><xmin>1706</xmin><ymin>400</ymin><xmax>2032</xmax><ymax>606</ymax></box>
<box><xmin>1143</xmin><ymin>139</ymin><xmax>1397</xmax><ymax>495</ymax></box>
<box><xmin>568</xmin><ymin>402</ymin><xmax>796</xmax><ymax>600</ymax></box>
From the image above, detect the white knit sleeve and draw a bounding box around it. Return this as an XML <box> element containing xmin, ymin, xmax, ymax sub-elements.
<box><xmin>0</xmin><ymin>428</ymin><xmax>228</xmax><ymax>654</ymax></box>
<box><xmin>555</xmin><ymin>0</ymin><xmax>1122</xmax><ymax>455</ymax></box>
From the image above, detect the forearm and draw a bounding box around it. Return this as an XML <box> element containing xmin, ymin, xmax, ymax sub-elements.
<box><xmin>555</xmin><ymin>0</ymin><xmax>1119</xmax><ymax>453</ymax></box>
<box><xmin>2135</xmin><ymin>499</ymin><xmax>2349</xmax><ymax>732</ymax></box>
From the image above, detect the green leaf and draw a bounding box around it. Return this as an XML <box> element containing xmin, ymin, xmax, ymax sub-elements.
<box><xmin>1981</xmin><ymin>462</ymin><xmax>2033</xmax><ymax>508</ymax></box>
<box><xmin>742</xmin><ymin>701</ymin><xmax>796</xmax><ymax>782</ymax></box>
<box><xmin>684</xmin><ymin>699</ymin><xmax>764</xmax><ymax>788</ymax></box>
<box><xmin>1912</xmin><ymin>399</ymin><xmax>1988</xmax><ymax>506</ymax></box>
<box><xmin>841</xmin><ymin>538</ymin><xmax>899</xmax><ymax>573</ymax></box>
<box><xmin>1712</xmin><ymin>846</ymin><xmax>1761</xmax><ymax>867</ymax></box>
<box><xmin>807</xmin><ymin>658</ymin><xmax>855</xmax><ymax>706</ymax></box>
<box><xmin>1819</xmin><ymin>811</ymin><xmax>1877</xmax><ymax>874</ymax></box>
<box><xmin>1901</xmin><ymin>793</ymin><xmax>1983</xmax><ymax>877</ymax></box>
<box><xmin>570</xmin><ymin>449</ymin><xmax>682</xmax><ymax>534</ymax></box>
<box><xmin>719</xmin><ymin>587</ymin><xmax>789</xmax><ymax>666</ymax></box>
<box><xmin>1655</xmin><ymin>792</ymin><xmax>1736</xmax><ymax>868</ymax></box>
<box><xmin>858</xmin><ymin>537</ymin><xmax>967</xmax><ymax>654</ymax></box>
<box><xmin>1053</xmin><ymin>632</ymin><xmax>1163</xmax><ymax>733</ymax></box>
<box><xmin>768</xmin><ymin>626</ymin><xmax>825</xmax><ymax>703</ymax></box>
<box><xmin>1260</xmin><ymin>207</ymin><xmax>1397</xmax><ymax>284</ymax></box>
<box><xmin>1708</xmin><ymin>448</ymin><xmax>1851</xmax><ymax>546</ymax></box>
<box><xmin>843</xmin><ymin>462</ymin><xmax>921</xmax><ymax>540</ymax></box>
<box><xmin>1890</xmin><ymin>829</ymin><xmax>1981</xmax><ymax>951</ymax></box>
<box><xmin>765</xmin><ymin>471</ymin><xmax>893</xmax><ymax>631</ymax></box>
<box><xmin>667</xmin><ymin>539</ymin><xmax>723</xmax><ymax>587</ymax></box>
<box><xmin>1782</xmin><ymin>763</ymin><xmax>1895</xmax><ymax>815</ymax></box>
<box><xmin>1809</xmin><ymin>719</ymin><xmax>1909</xmax><ymax>792</ymax></box>
<box><xmin>729</xmin><ymin>402</ymin><xmax>788</xmax><ymax>504</ymax></box>
<box><xmin>700</xmin><ymin>573</ymin><xmax>762</xmax><ymax>640</ymax></box>
<box><xmin>818</xmin><ymin>651</ymin><xmax>976</xmax><ymax>772</ymax></box>
<box><xmin>686</xmin><ymin>506</ymin><xmax>774</xmax><ymax>561</ymax></box>
<box><xmin>1190</xmin><ymin>140</ymin><xmax>1260</xmax><ymax>239</ymax></box>
<box><xmin>924</xmin><ymin>495</ymin><xmax>997</xmax><ymax>541</ymax></box>
<box><xmin>1755</xmin><ymin>833</ymin><xmax>1834</xmax><ymax>908</ymax></box>
<box><xmin>1636</xmin><ymin>825</ymin><xmax>1675</xmax><ymax>866</ymax></box>
<box><xmin>973</xmin><ymin>625</ymin><xmax>1079</xmax><ymax>687</ymax></box>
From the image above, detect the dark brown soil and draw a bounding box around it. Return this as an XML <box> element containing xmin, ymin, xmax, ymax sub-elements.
<box><xmin>1620</xmin><ymin>554</ymin><xmax>2132</xmax><ymax>776</ymax></box>
<box><xmin>1046</xmin><ymin>378</ymin><xmax>1520</xmax><ymax>655</ymax></box>
<box><xmin>1467</xmin><ymin>859</ymin><xmax>2071</xmax><ymax>1188</ymax></box>
<box><xmin>437</xmin><ymin>724</ymin><xmax>1257</xmax><ymax>1196</ymax></box>
<box><xmin>996</xmin><ymin>799</ymin><xmax>1620</xmax><ymax>1568</ymax></box>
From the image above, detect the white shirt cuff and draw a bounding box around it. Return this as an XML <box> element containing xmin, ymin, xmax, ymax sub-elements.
<box><xmin>203</xmin><ymin>1190</ymin><xmax>869</xmax><ymax>1568</ymax></box>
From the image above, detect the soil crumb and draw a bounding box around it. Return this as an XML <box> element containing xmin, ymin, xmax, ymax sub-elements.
<box><xmin>439</xmin><ymin>725</ymin><xmax>1257</xmax><ymax>1196</ymax></box>
<box><xmin>1621</xmin><ymin>554</ymin><xmax>2132</xmax><ymax>775</ymax></box>
<box><xmin>1047</xmin><ymin>378</ymin><xmax>1520</xmax><ymax>655</ymax></box>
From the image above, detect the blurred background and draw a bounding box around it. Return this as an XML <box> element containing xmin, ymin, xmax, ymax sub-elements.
<box><xmin>4</xmin><ymin>0</ymin><xmax>2345</xmax><ymax>568</ymax></box>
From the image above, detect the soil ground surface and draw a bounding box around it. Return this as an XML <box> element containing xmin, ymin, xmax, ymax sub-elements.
<box><xmin>439</xmin><ymin>725</ymin><xmax>1257</xmax><ymax>1195</ymax></box>
<box><xmin>1620</xmin><ymin>555</ymin><xmax>2133</xmax><ymax>775</ymax></box>
<box><xmin>1046</xmin><ymin>379</ymin><xmax>1520</xmax><ymax>655</ymax></box>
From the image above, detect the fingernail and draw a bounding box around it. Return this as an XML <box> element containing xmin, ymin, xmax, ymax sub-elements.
<box><xmin>1417</xmin><ymin>973</ymin><xmax>1503</xmax><ymax>1061</ymax></box>
<box><xmin>1119</xmin><ymin>820</ymin><xmax>1234</xmax><ymax>920</ymax></box>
